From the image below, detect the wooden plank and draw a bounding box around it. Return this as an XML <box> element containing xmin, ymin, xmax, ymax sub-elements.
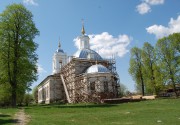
<box><xmin>60</xmin><ymin>75</ymin><xmax>71</xmax><ymax>103</ymax></box>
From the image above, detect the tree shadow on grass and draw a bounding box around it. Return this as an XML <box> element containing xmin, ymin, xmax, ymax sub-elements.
<box><xmin>0</xmin><ymin>114</ymin><xmax>18</xmax><ymax>124</ymax></box>
<box><xmin>0</xmin><ymin>119</ymin><xmax>18</xmax><ymax>124</ymax></box>
<box><xmin>0</xmin><ymin>114</ymin><xmax>11</xmax><ymax>117</ymax></box>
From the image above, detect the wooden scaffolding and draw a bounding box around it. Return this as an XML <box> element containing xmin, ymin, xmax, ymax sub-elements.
<box><xmin>60</xmin><ymin>57</ymin><xmax>120</xmax><ymax>103</ymax></box>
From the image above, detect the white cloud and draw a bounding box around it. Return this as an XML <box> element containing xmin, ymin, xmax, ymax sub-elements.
<box><xmin>37</xmin><ymin>64</ymin><xmax>47</xmax><ymax>74</ymax></box>
<box><xmin>145</xmin><ymin>0</ymin><xmax>164</xmax><ymax>5</ymax></box>
<box><xmin>74</xmin><ymin>32</ymin><xmax>132</xmax><ymax>58</ymax></box>
<box><xmin>146</xmin><ymin>15</ymin><xmax>180</xmax><ymax>38</ymax></box>
<box><xmin>23</xmin><ymin>0</ymin><xmax>38</xmax><ymax>6</ymax></box>
<box><xmin>74</xmin><ymin>37</ymin><xmax>81</xmax><ymax>49</ymax></box>
<box><xmin>136</xmin><ymin>0</ymin><xmax>164</xmax><ymax>14</ymax></box>
<box><xmin>136</xmin><ymin>2</ymin><xmax>151</xmax><ymax>15</ymax></box>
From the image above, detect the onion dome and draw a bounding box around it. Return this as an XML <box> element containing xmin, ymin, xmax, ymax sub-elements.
<box><xmin>56</xmin><ymin>39</ymin><xmax>64</xmax><ymax>53</ymax></box>
<box><xmin>73</xmin><ymin>48</ymin><xmax>102</xmax><ymax>60</ymax></box>
<box><xmin>86</xmin><ymin>64</ymin><xmax>110</xmax><ymax>74</ymax></box>
<box><xmin>56</xmin><ymin>48</ymin><xmax>64</xmax><ymax>53</ymax></box>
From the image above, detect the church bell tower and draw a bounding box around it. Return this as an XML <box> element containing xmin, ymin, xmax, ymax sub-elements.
<box><xmin>78</xmin><ymin>21</ymin><xmax>90</xmax><ymax>50</ymax></box>
<box><xmin>52</xmin><ymin>39</ymin><xmax>67</xmax><ymax>74</ymax></box>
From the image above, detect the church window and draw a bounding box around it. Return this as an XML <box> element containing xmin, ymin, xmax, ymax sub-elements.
<box><xmin>39</xmin><ymin>90</ymin><xmax>42</xmax><ymax>100</ymax></box>
<box><xmin>104</xmin><ymin>81</ymin><xmax>109</xmax><ymax>92</ymax></box>
<box><xmin>38</xmin><ymin>91</ymin><xmax>41</xmax><ymax>100</ymax></box>
<box><xmin>59</xmin><ymin>60</ymin><xmax>62</xmax><ymax>69</ymax></box>
<box><xmin>42</xmin><ymin>88</ymin><xmax>45</xmax><ymax>100</ymax></box>
<box><xmin>46</xmin><ymin>86</ymin><xmax>48</xmax><ymax>98</ymax></box>
<box><xmin>90</xmin><ymin>82</ymin><xmax>95</xmax><ymax>91</ymax></box>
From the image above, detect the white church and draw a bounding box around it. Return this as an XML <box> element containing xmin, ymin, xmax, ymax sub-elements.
<box><xmin>37</xmin><ymin>24</ymin><xmax>120</xmax><ymax>104</ymax></box>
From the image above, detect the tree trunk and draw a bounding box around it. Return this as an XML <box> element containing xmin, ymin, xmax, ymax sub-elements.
<box><xmin>139</xmin><ymin>63</ymin><xmax>145</xmax><ymax>96</ymax></box>
<box><xmin>152</xmin><ymin>78</ymin><xmax>157</xmax><ymax>95</ymax></box>
<box><xmin>141</xmin><ymin>76</ymin><xmax>145</xmax><ymax>96</ymax></box>
<box><xmin>140</xmin><ymin>67</ymin><xmax>145</xmax><ymax>96</ymax></box>
<box><xmin>11</xmin><ymin>83</ymin><xmax>17</xmax><ymax>107</ymax></box>
<box><xmin>171</xmin><ymin>76</ymin><xmax>178</xmax><ymax>97</ymax></box>
<box><xmin>11</xmin><ymin>25</ymin><xmax>19</xmax><ymax>107</ymax></box>
<box><xmin>150</xmin><ymin>63</ymin><xmax>155</xmax><ymax>95</ymax></box>
<box><xmin>151</xmin><ymin>69</ymin><xmax>157</xmax><ymax>95</ymax></box>
<box><xmin>170</xmin><ymin>70</ymin><xmax>178</xmax><ymax>97</ymax></box>
<box><xmin>11</xmin><ymin>37</ymin><xmax>18</xmax><ymax>107</ymax></box>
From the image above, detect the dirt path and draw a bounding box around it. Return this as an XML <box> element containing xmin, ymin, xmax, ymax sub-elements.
<box><xmin>14</xmin><ymin>108</ymin><xmax>30</xmax><ymax>125</ymax></box>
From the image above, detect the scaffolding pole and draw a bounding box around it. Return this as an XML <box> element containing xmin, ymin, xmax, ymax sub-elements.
<box><xmin>61</xmin><ymin>74</ymin><xmax>71</xmax><ymax>103</ymax></box>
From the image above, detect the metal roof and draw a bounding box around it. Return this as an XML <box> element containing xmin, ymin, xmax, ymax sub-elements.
<box><xmin>56</xmin><ymin>48</ymin><xmax>64</xmax><ymax>53</ymax></box>
<box><xmin>86</xmin><ymin>64</ymin><xmax>110</xmax><ymax>74</ymax></box>
<box><xmin>73</xmin><ymin>49</ymin><xmax>103</xmax><ymax>60</ymax></box>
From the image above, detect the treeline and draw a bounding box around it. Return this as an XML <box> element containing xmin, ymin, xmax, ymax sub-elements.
<box><xmin>129</xmin><ymin>33</ymin><xmax>180</xmax><ymax>97</ymax></box>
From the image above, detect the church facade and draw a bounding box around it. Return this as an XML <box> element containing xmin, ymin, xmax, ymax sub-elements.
<box><xmin>37</xmin><ymin>25</ymin><xmax>120</xmax><ymax>104</ymax></box>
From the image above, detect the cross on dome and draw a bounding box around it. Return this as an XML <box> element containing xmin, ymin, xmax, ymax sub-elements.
<box><xmin>56</xmin><ymin>38</ymin><xmax>64</xmax><ymax>53</ymax></box>
<box><xmin>81</xmin><ymin>19</ymin><xmax>85</xmax><ymax>35</ymax></box>
<box><xmin>58</xmin><ymin>38</ymin><xmax>61</xmax><ymax>48</ymax></box>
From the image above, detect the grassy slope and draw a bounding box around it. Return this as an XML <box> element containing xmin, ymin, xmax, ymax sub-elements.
<box><xmin>25</xmin><ymin>99</ymin><xmax>180</xmax><ymax>125</ymax></box>
<box><xmin>0</xmin><ymin>108</ymin><xmax>18</xmax><ymax>125</ymax></box>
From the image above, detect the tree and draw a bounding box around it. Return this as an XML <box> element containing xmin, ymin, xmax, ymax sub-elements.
<box><xmin>32</xmin><ymin>85</ymin><xmax>38</xmax><ymax>103</ymax></box>
<box><xmin>129</xmin><ymin>47</ymin><xmax>145</xmax><ymax>96</ymax></box>
<box><xmin>0</xmin><ymin>84</ymin><xmax>11</xmax><ymax>107</ymax></box>
<box><xmin>23</xmin><ymin>93</ymin><xmax>33</xmax><ymax>106</ymax></box>
<box><xmin>0</xmin><ymin>4</ymin><xmax>39</xmax><ymax>107</ymax></box>
<box><xmin>118</xmin><ymin>83</ymin><xmax>128</xmax><ymax>97</ymax></box>
<box><xmin>156</xmin><ymin>33</ymin><xmax>180</xmax><ymax>97</ymax></box>
<box><xmin>142</xmin><ymin>42</ymin><xmax>162</xmax><ymax>95</ymax></box>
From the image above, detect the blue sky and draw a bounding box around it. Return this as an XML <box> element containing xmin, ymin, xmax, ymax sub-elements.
<box><xmin>0</xmin><ymin>0</ymin><xmax>180</xmax><ymax>91</ymax></box>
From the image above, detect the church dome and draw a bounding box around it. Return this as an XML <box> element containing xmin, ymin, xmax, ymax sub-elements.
<box><xmin>86</xmin><ymin>64</ymin><xmax>110</xmax><ymax>74</ymax></box>
<box><xmin>73</xmin><ymin>49</ymin><xmax>103</xmax><ymax>60</ymax></box>
<box><xmin>56</xmin><ymin>48</ymin><xmax>64</xmax><ymax>53</ymax></box>
<box><xmin>55</xmin><ymin>39</ymin><xmax>64</xmax><ymax>53</ymax></box>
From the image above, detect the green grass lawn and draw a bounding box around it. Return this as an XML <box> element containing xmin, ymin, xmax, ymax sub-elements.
<box><xmin>0</xmin><ymin>108</ymin><xmax>18</xmax><ymax>125</ymax></box>
<box><xmin>24</xmin><ymin>99</ymin><xmax>180</xmax><ymax>125</ymax></box>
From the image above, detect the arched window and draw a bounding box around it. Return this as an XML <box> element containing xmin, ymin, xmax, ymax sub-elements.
<box><xmin>46</xmin><ymin>86</ymin><xmax>48</xmax><ymax>98</ymax></box>
<box><xmin>38</xmin><ymin>91</ymin><xmax>41</xmax><ymax>100</ymax></box>
<box><xmin>104</xmin><ymin>81</ymin><xmax>109</xmax><ymax>92</ymax></box>
<box><xmin>90</xmin><ymin>82</ymin><xmax>95</xmax><ymax>91</ymax></box>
